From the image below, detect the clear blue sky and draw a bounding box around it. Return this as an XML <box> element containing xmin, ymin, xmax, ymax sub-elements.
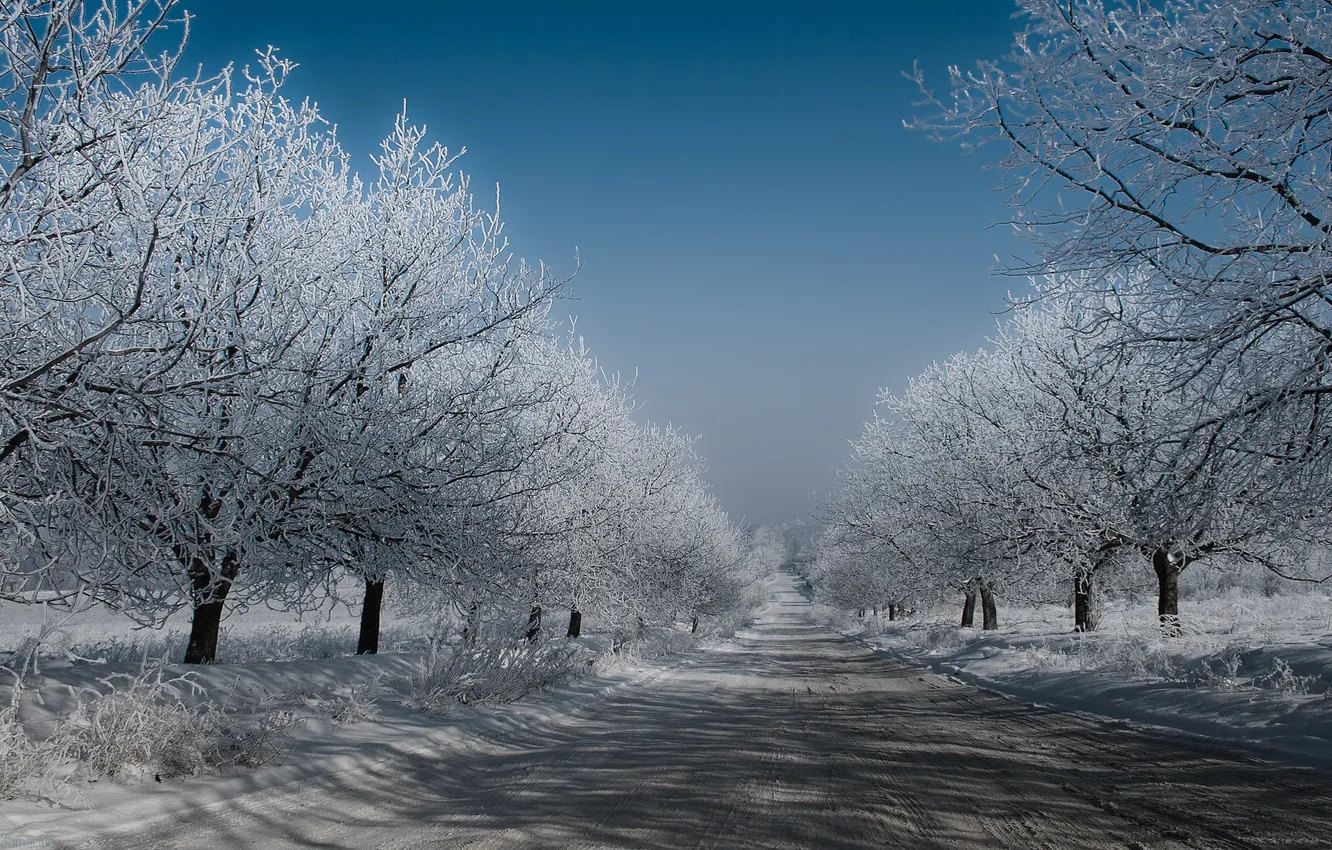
<box><xmin>183</xmin><ymin>1</ymin><xmax>1029</xmax><ymax>527</ymax></box>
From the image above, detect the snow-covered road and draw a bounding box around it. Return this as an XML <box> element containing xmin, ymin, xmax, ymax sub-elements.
<box><xmin>69</xmin><ymin>572</ymin><xmax>1332</xmax><ymax>849</ymax></box>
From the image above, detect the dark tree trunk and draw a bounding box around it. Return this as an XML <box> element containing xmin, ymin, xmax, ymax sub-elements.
<box><xmin>357</xmin><ymin>578</ymin><xmax>385</xmax><ymax>654</ymax></box>
<box><xmin>1073</xmin><ymin>569</ymin><xmax>1099</xmax><ymax>633</ymax></box>
<box><xmin>961</xmin><ymin>588</ymin><xmax>977</xmax><ymax>628</ymax></box>
<box><xmin>979</xmin><ymin>579</ymin><xmax>998</xmax><ymax>630</ymax></box>
<box><xmin>184</xmin><ymin>597</ymin><xmax>226</xmax><ymax>665</ymax></box>
<box><xmin>526</xmin><ymin>602</ymin><xmax>543</xmax><ymax>644</ymax></box>
<box><xmin>872</xmin><ymin>605</ymin><xmax>878</xmax><ymax>616</ymax></box>
<box><xmin>183</xmin><ymin>551</ymin><xmax>239</xmax><ymax>664</ymax></box>
<box><xmin>1153</xmin><ymin>548</ymin><xmax>1181</xmax><ymax>636</ymax></box>
<box><xmin>888</xmin><ymin>603</ymin><xmax>898</xmax><ymax>621</ymax></box>
<box><xmin>566</xmin><ymin>606</ymin><xmax>582</xmax><ymax>638</ymax></box>
<box><xmin>691</xmin><ymin>615</ymin><xmax>699</xmax><ymax>634</ymax></box>
<box><xmin>462</xmin><ymin>598</ymin><xmax>480</xmax><ymax>648</ymax></box>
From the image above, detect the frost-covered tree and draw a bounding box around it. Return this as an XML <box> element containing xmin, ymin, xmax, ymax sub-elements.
<box><xmin>504</xmin><ymin>348</ymin><xmax>741</xmax><ymax>641</ymax></box>
<box><xmin>1</xmin><ymin>1</ymin><xmax>746</xmax><ymax>666</ymax></box>
<box><xmin>263</xmin><ymin>115</ymin><xmax>560</xmax><ymax>657</ymax></box>
<box><xmin>909</xmin><ymin>0</ymin><xmax>1332</xmax><ymax>569</ymax></box>
<box><xmin>911</xmin><ymin>0</ymin><xmax>1332</xmax><ymax>361</ymax></box>
<box><xmin>0</xmin><ymin>1</ymin><xmax>356</xmax><ymax>652</ymax></box>
<box><xmin>820</xmin><ymin>300</ymin><xmax>1325</xmax><ymax>633</ymax></box>
<box><xmin>989</xmin><ymin>304</ymin><xmax>1309</xmax><ymax>632</ymax></box>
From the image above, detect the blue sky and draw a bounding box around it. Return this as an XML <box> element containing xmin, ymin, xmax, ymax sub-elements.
<box><xmin>183</xmin><ymin>1</ymin><xmax>1029</xmax><ymax>526</ymax></box>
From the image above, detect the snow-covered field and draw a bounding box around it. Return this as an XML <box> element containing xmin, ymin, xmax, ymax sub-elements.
<box><xmin>0</xmin><ymin>591</ymin><xmax>444</xmax><ymax>671</ymax></box>
<box><xmin>813</xmin><ymin>590</ymin><xmax>1332</xmax><ymax>765</ymax></box>
<box><xmin>0</xmin><ymin>588</ymin><xmax>743</xmax><ymax>834</ymax></box>
<box><xmin>0</xmin><ymin>646</ymin><xmax>685</xmax><ymax>848</ymax></box>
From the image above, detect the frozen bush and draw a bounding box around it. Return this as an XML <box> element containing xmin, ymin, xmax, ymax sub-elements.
<box><xmin>808</xmin><ymin>604</ymin><xmax>868</xmax><ymax>635</ymax></box>
<box><xmin>1072</xmin><ymin>634</ymin><xmax>1181</xmax><ymax>680</ymax></box>
<box><xmin>0</xmin><ymin>685</ymin><xmax>73</xmax><ymax>802</ymax></box>
<box><xmin>217</xmin><ymin>704</ymin><xmax>305</xmax><ymax>769</ymax></box>
<box><xmin>592</xmin><ymin>624</ymin><xmax>698</xmax><ymax>672</ymax></box>
<box><xmin>409</xmin><ymin>640</ymin><xmax>584</xmax><ymax>712</ymax></box>
<box><xmin>702</xmin><ymin>608</ymin><xmax>756</xmax><ymax>638</ymax></box>
<box><xmin>328</xmin><ymin>680</ymin><xmax>382</xmax><ymax>726</ymax></box>
<box><xmin>631</xmin><ymin>626</ymin><xmax>697</xmax><ymax>658</ymax></box>
<box><xmin>47</xmin><ymin>631</ymin><xmax>184</xmax><ymax>667</ymax></box>
<box><xmin>59</xmin><ymin>668</ymin><xmax>304</xmax><ymax>781</ymax></box>
<box><xmin>1019</xmin><ymin>642</ymin><xmax>1069</xmax><ymax>670</ymax></box>
<box><xmin>68</xmin><ymin>670</ymin><xmax>221</xmax><ymax>778</ymax></box>
<box><xmin>916</xmin><ymin>623</ymin><xmax>972</xmax><ymax>654</ymax></box>
<box><xmin>297</xmin><ymin>677</ymin><xmax>384</xmax><ymax>726</ymax></box>
<box><xmin>1251</xmin><ymin>658</ymin><xmax>1317</xmax><ymax>697</ymax></box>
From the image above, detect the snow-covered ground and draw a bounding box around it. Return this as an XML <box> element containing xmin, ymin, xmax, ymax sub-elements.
<box><xmin>1</xmin><ymin>645</ymin><xmax>680</xmax><ymax>848</ymax></box>
<box><xmin>0</xmin><ymin>588</ymin><xmax>730</xmax><ymax>819</ymax></box>
<box><xmin>6</xmin><ymin>571</ymin><xmax>1330</xmax><ymax>850</ymax></box>
<box><xmin>0</xmin><ymin>590</ymin><xmax>444</xmax><ymax>671</ymax></box>
<box><xmin>813</xmin><ymin>590</ymin><xmax>1332</xmax><ymax>766</ymax></box>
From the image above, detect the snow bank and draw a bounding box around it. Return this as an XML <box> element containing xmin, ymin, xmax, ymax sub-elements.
<box><xmin>820</xmin><ymin>595</ymin><xmax>1332</xmax><ymax>767</ymax></box>
<box><xmin>0</xmin><ymin>636</ymin><xmax>697</xmax><ymax>848</ymax></box>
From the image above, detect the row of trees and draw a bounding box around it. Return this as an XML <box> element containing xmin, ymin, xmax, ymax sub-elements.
<box><xmin>817</xmin><ymin>0</ymin><xmax>1332</xmax><ymax>630</ymax></box>
<box><xmin>0</xmin><ymin>1</ymin><xmax>743</xmax><ymax>662</ymax></box>
<box><xmin>817</xmin><ymin>299</ymin><xmax>1327</xmax><ymax>631</ymax></box>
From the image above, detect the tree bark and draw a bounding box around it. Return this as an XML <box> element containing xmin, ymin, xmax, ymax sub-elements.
<box><xmin>979</xmin><ymin>579</ymin><xmax>998</xmax><ymax>631</ymax></box>
<box><xmin>691</xmin><ymin>615</ymin><xmax>699</xmax><ymax>634</ymax></box>
<box><xmin>887</xmin><ymin>603</ymin><xmax>898</xmax><ymax>622</ymax></box>
<box><xmin>1153</xmin><ymin>548</ymin><xmax>1181</xmax><ymax>636</ymax></box>
<box><xmin>1073</xmin><ymin>569</ymin><xmax>1098</xmax><ymax>633</ymax></box>
<box><xmin>566</xmin><ymin>606</ymin><xmax>582</xmax><ymax>638</ymax></box>
<box><xmin>184</xmin><ymin>596</ymin><xmax>226</xmax><ymax>665</ymax></box>
<box><xmin>357</xmin><ymin>578</ymin><xmax>384</xmax><ymax>654</ymax></box>
<box><xmin>183</xmin><ymin>551</ymin><xmax>239</xmax><ymax>664</ymax></box>
<box><xmin>961</xmin><ymin>587</ymin><xmax>977</xmax><ymax>628</ymax></box>
<box><xmin>462</xmin><ymin>598</ymin><xmax>480</xmax><ymax>648</ymax></box>
<box><xmin>526</xmin><ymin>602</ymin><xmax>543</xmax><ymax>644</ymax></box>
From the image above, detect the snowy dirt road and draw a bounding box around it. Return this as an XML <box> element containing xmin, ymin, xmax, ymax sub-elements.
<box><xmin>67</xmin><ymin>571</ymin><xmax>1332</xmax><ymax>849</ymax></box>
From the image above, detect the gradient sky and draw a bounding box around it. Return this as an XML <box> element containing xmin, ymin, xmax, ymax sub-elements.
<box><xmin>183</xmin><ymin>1</ymin><xmax>1029</xmax><ymax>527</ymax></box>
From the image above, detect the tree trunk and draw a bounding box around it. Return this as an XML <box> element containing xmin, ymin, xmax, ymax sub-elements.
<box><xmin>979</xmin><ymin>579</ymin><xmax>998</xmax><ymax>630</ymax></box>
<box><xmin>183</xmin><ymin>552</ymin><xmax>238</xmax><ymax>664</ymax></box>
<box><xmin>462</xmin><ymin>598</ymin><xmax>480</xmax><ymax>648</ymax></box>
<box><xmin>1073</xmin><ymin>569</ymin><xmax>1098</xmax><ymax>633</ymax></box>
<box><xmin>184</xmin><ymin>597</ymin><xmax>226</xmax><ymax>665</ymax></box>
<box><xmin>691</xmin><ymin>615</ymin><xmax>699</xmax><ymax>634</ymax></box>
<box><xmin>566</xmin><ymin>606</ymin><xmax>582</xmax><ymax>638</ymax></box>
<box><xmin>526</xmin><ymin>602</ymin><xmax>543</xmax><ymax>644</ymax></box>
<box><xmin>888</xmin><ymin>603</ymin><xmax>898</xmax><ymax>622</ymax></box>
<box><xmin>1153</xmin><ymin>548</ymin><xmax>1181</xmax><ymax>636</ymax></box>
<box><xmin>357</xmin><ymin>578</ymin><xmax>384</xmax><ymax>654</ymax></box>
<box><xmin>961</xmin><ymin>588</ymin><xmax>977</xmax><ymax>628</ymax></box>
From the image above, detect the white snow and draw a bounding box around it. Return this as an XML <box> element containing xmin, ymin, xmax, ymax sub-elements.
<box><xmin>818</xmin><ymin>593</ymin><xmax>1332</xmax><ymax>767</ymax></box>
<box><xmin>0</xmin><ymin>639</ymin><xmax>679</xmax><ymax>848</ymax></box>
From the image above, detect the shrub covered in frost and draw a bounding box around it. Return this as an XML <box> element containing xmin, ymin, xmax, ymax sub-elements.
<box><xmin>410</xmin><ymin>640</ymin><xmax>584</xmax><ymax>711</ymax></box>
<box><xmin>0</xmin><ymin>666</ymin><xmax>307</xmax><ymax>801</ymax></box>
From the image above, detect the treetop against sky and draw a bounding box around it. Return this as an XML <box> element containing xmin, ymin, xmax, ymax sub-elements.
<box><xmin>180</xmin><ymin>0</ymin><xmax>1026</xmax><ymax>525</ymax></box>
